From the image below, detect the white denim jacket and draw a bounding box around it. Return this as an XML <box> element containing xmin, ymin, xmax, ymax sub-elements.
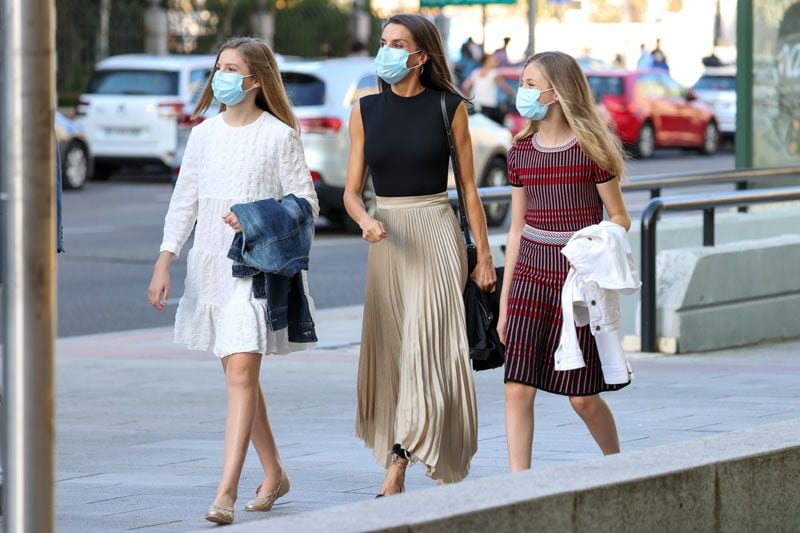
<box><xmin>554</xmin><ymin>221</ymin><xmax>641</xmax><ymax>384</ymax></box>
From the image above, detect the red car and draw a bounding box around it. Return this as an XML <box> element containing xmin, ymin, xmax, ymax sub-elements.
<box><xmin>500</xmin><ymin>68</ymin><xmax>720</xmax><ymax>158</ymax></box>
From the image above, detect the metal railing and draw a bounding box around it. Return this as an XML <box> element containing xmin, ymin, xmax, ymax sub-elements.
<box><xmin>451</xmin><ymin>167</ymin><xmax>800</xmax><ymax>355</ymax></box>
<box><xmin>640</xmin><ymin>186</ymin><xmax>800</xmax><ymax>352</ymax></box>
<box><xmin>622</xmin><ymin>165</ymin><xmax>800</xmax><ymax>198</ymax></box>
<box><xmin>448</xmin><ymin>166</ymin><xmax>800</xmax><ymax>207</ymax></box>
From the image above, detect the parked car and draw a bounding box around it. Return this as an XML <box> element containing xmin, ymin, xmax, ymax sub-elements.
<box><xmin>500</xmin><ymin>68</ymin><xmax>720</xmax><ymax>159</ymax></box>
<box><xmin>587</xmin><ymin>69</ymin><xmax>719</xmax><ymax>158</ymax></box>
<box><xmin>55</xmin><ymin>111</ymin><xmax>93</xmax><ymax>190</ymax></box>
<box><xmin>75</xmin><ymin>54</ymin><xmax>217</xmax><ymax>179</ymax></box>
<box><xmin>692</xmin><ymin>66</ymin><xmax>736</xmax><ymax>138</ymax></box>
<box><xmin>576</xmin><ymin>56</ymin><xmax>613</xmax><ymax>71</ymax></box>
<box><xmin>177</xmin><ymin>57</ymin><xmax>513</xmax><ymax>229</ymax></box>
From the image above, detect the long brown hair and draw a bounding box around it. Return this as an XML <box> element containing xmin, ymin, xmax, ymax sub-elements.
<box><xmin>379</xmin><ymin>14</ymin><xmax>464</xmax><ymax>99</ymax></box>
<box><xmin>515</xmin><ymin>52</ymin><xmax>626</xmax><ymax>180</ymax></box>
<box><xmin>194</xmin><ymin>37</ymin><xmax>298</xmax><ymax>132</ymax></box>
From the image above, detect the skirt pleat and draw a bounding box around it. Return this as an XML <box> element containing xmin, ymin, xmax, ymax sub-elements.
<box><xmin>356</xmin><ymin>192</ymin><xmax>478</xmax><ymax>483</ymax></box>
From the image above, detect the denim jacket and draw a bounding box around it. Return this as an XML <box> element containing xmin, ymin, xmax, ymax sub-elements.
<box><xmin>227</xmin><ymin>194</ymin><xmax>316</xmax><ymax>343</ymax></box>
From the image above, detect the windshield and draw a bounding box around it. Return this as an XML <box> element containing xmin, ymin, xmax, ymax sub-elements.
<box><xmin>586</xmin><ymin>75</ymin><xmax>625</xmax><ymax>102</ymax></box>
<box><xmin>694</xmin><ymin>75</ymin><xmax>736</xmax><ymax>91</ymax></box>
<box><xmin>86</xmin><ymin>70</ymin><xmax>179</xmax><ymax>96</ymax></box>
<box><xmin>283</xmin><ymin>72</ymin><xmax>325</xmax><ymax>106</ymax></box>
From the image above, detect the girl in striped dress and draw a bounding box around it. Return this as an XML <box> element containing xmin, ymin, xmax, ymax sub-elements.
<box><xmin>497</xmin><ymin>52</ymin><xmax>632</xmax><ymax>471</ymax></box>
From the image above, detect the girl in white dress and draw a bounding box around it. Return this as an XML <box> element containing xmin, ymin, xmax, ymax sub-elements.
<box><xmin>147</xmin><ymin>37</ymin><xmax>319</xmax><ymax>525</ymax></box>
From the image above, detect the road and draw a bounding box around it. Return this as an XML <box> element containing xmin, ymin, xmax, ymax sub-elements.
<box><xmin>57</xmin><ymin>149</ymin><xmax>735</xmax><ymax>337</ymax></box>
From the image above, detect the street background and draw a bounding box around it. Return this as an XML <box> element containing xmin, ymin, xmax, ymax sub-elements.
<box><xmin>60</xmin><ymin>149</ymin><xmax>735</xmax><ymax>338</ymax></box>
<box><xmin>6</xmin><ymin>0</ymin><xmax>800</xmax><ymax>530</ymax></box>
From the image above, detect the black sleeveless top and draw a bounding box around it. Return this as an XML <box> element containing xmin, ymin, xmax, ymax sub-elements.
<box><xmin>360</xmin><ymin>88</ymin><xmax>463</xmax><ymax>197</ymax></box>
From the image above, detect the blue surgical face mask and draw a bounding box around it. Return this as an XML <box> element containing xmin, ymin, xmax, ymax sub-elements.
<box><xmin>374</xmin><ymin>46</ymin><xmax>422</xmax><ymax>85</ymax></box>
<box><xmin>212</xmin><ymin>71</ymin><xmax>254</xmax><ymax>106</ymax></box>
<box><xmin>516</xmin><ymin>87</ymin><xmax>555</xmax><ymax>121</ymax></box>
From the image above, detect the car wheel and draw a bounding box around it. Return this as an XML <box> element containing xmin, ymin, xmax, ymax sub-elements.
<box><xmin>61</xmin><ymin>141</ymin><xmax>89</xmax><ymax>190</ymax></box>
<box><xmin>699</xmin><ymin>121</ymin><xmax>720</xmax><ymax>155</ymax></box>
<box><xmin>344</xmin><ymin>174</ymin><xmax>377</xmax><ymax>234</ymax></box>
<box><xmin>635</xmin><ymin>121</ymin><xmax>655</xmax><ymax>159</ymax></box>
<box><xmin>481</xmin><ymin>156</ymin><xmax>509</xmax><ymax>227</ymax></box>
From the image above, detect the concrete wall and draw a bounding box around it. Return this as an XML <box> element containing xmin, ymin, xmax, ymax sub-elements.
<box><xmin>229</xmin><ymin>418</ymin><xmax>800</xmax><ymax>532</ymax></box>
<box><xmin>489</xmin><ymin>206</ymin><xmax>800</xmax><ymax>351</ymax></box>
<box><xmin>656</xmin><ymin>235</ymin><xmax>800</xmax><ymax>352</ymax></box>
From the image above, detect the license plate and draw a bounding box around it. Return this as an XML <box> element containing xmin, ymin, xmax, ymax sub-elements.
<box><xmin>104</xmin><ymin>127</ymin><xmax>142</xmax><ymax>136</ymax></box>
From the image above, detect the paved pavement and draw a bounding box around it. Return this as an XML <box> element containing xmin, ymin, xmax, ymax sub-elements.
<box><xmin>36</xmin><ymin>305</ymin><xmax>800</xmax><ymax>531</ymax></box>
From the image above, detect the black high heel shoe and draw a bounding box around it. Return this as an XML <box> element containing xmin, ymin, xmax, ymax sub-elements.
<box><xmin>376</xmin><ymin>444</ymin><xmax>409</xmax><ymax>498</ymax></box>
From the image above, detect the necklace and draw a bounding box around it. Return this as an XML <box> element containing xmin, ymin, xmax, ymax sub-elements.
<box><xmin>534</xmin><ymin>131</ymin><xmax>576</xmax><ymax>149</ymax></box>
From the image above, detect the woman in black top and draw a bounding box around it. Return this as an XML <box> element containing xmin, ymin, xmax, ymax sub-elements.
<box><xmin>344</xmin><ymin>14</ymin><xmax>496</xmax><ymax>496</ymax></box>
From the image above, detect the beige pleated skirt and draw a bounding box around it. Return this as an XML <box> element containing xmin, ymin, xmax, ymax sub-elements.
<box><xmin>355</xmin><ymin>192</ymin><xmax>478</xmax><ymax>483</ymax></box>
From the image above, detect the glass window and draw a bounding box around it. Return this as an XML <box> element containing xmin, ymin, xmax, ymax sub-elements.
<box><xmin>282</xmin><ymin>72</ymin><xmax>326</xmax><ymax>106</ymax></box>
<box><xmin>586</xmin><ymin>75</ymin><xmax>625</xmax><ymax>102</ymax></box>
<box><xmin>349</xmin><ymin>74</ymin><xmax>379</xmax><ymax>105</ymax></box>
<box><xmin>661</xmin><ymin>75</ymin><xmax>685</xmax><ymax>97</ymax></box>
<box><xmin>189</xmin><ymin>68</ymin><xmax>211</xmax><ymax>96</ymax></box>
<box><xmin>86</xmin><ymin>70</ymin><xmax>179</xmax><ymax>96</ymax></box>
<box><xmin>636</xmin><ymin>73</ymin><xmax>668</xmax><ymax>98</ymax></box>
<box><xmin>694</xmin><ymin>75</ymin><xmax>736</xmax><ymax>91</ymax></box>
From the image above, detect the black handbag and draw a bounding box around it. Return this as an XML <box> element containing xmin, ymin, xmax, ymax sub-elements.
<box><xmin>440</xmin><ymin>93</ymin><xmax>505</xmax><ymax>371</ymax></box>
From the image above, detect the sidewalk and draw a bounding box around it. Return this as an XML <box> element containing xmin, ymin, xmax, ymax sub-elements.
<box><xmin>51</xmin><ymin>306</ymin><xmax>800</xmax><ymax>531</ymax></box>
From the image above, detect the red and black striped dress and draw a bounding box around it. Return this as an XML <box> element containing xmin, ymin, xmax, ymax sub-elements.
<box><xmin>504</xmin><ymin>133</ymin><xmax>630</xmax><ymax>396</ymax></box>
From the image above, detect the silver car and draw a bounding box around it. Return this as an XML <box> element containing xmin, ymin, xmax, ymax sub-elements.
<box><xmin>177</xmin><ymin>57</ymin><xmax>512</xmax><ymax>230</ymax></box>
<box><xmin>693</xmin><ymin>66</ymin><xmax>736</xmax><ymax>136</ymax></box>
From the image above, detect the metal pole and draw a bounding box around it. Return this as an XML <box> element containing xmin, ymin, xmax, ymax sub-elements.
<box><xmin>481</xmin><ymin>5</ymin><xmax>487</xmax><ymax>53</ymax></box>
<box><xmin>702</xmin><ymin>208</ymin><xmax>715</xmax><ymax>246</ymax></box>
<box><xmin>640</xmin><ymin>199</ymin><xmax>663</xmax><ymax>353</ymax></box>
<box><xmin>527</xmin><ymin>0</ymin><xmax>536</xmax><ymax>56</ymax></box>
<box><xmin>735</xmin><ymin>0</ymin><xmax>753</xmax><ymax>170</ymax></box>
<box><xmin>736</xmin><ymin>180</ymin><xmax>748</xmax><ymax>213</ymax></box>
<box><xmin>2</xmin><ymin>0</ymin><xmax>57</xmax><ymax>530</ymax></box>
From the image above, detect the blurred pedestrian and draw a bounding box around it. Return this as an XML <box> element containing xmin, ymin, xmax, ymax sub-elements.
<box><xmin>462</xmin><ymin>52</ymin><xmax>517</xmax><ymax>125</ymax></box>
<box><xmin>468</xmin><ymin>36</ymin><xmax>484</xmax><ymax>63</ymax></box>
<box><xmin>147</xmin><ymin>37</ymin><xmax>319</xmax><ymax>525</ymax></box>
<box><xmin>651</xmin><ymin>38</ymin><xmax>669</xmax><ymax>72</ymax></box>
<box><xmin>494</xmin><ymin>36</ymin><xmax>512</xmax><ymax>67</ymax></box>
<box><xmin>457</xmin><ymin>38</ymin><xmax>480</xmax><ymax>84</ymax></box>
<box><xmin>498</xmin><ymin>52</ymin><xmax>632</xmax><ymax>472</ymax></box>
<box><xmin>344</xmin><ymin>13</ymin><xmax>496</xmax><ymax>496</ymax></box>
<box><xmin>636</xmin><ymin>43</ymin><xmax>653</xmax><ymax>69</ymax></box>
<box><xmin>702</xmin><ymin>51</ymin><xmax>723</xmax><ymax>67</ymax></box>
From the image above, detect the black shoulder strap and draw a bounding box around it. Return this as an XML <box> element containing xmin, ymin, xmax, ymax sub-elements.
<box><xmin>440</xmin><ymin>92</ymin><xmax>473</xmax><ymax>246</ymax></box>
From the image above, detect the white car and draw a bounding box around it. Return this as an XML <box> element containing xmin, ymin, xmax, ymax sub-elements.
<box><xmin>177</xmin><ymin>57</ymin><xmax>512</xmax><ymax>229</ymax></box>
<box><xmin>75</xmin><ymin>54</ymin><xmax>216</xmax><ymax>178</ymax></box>
<box><xmin>693</xmin><ymin>66</ymin><xmax>736</xmax><ymax>136</ymax></box>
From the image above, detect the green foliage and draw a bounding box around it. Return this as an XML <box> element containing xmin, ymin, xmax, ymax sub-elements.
<box><xmin>274</xmin><ymin>0</ymin><xmax>351</xmax><ymax>57</ymax></box>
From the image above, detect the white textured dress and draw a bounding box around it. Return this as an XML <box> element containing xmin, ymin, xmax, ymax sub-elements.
<box><xmin>160</xmin><ymin>111</ymin><xmax>320</xmax><ymax>358</ymax></box>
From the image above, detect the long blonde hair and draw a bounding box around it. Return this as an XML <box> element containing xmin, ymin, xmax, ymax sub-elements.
<box><xmin>515</xmin><ymin>51</ymin><xmax>626</xmax><ymax>180</ymax></box>
<box><xmin>194</xmin><ymin>37</ymin><xmax>298</xmax><ymax>132</ymax></box>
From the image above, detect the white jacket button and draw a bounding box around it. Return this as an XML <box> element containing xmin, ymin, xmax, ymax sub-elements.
<box><xmin>591</xmin><ymin>300</ymin><xmax>596</xmax><ymax>305</ymax></box>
